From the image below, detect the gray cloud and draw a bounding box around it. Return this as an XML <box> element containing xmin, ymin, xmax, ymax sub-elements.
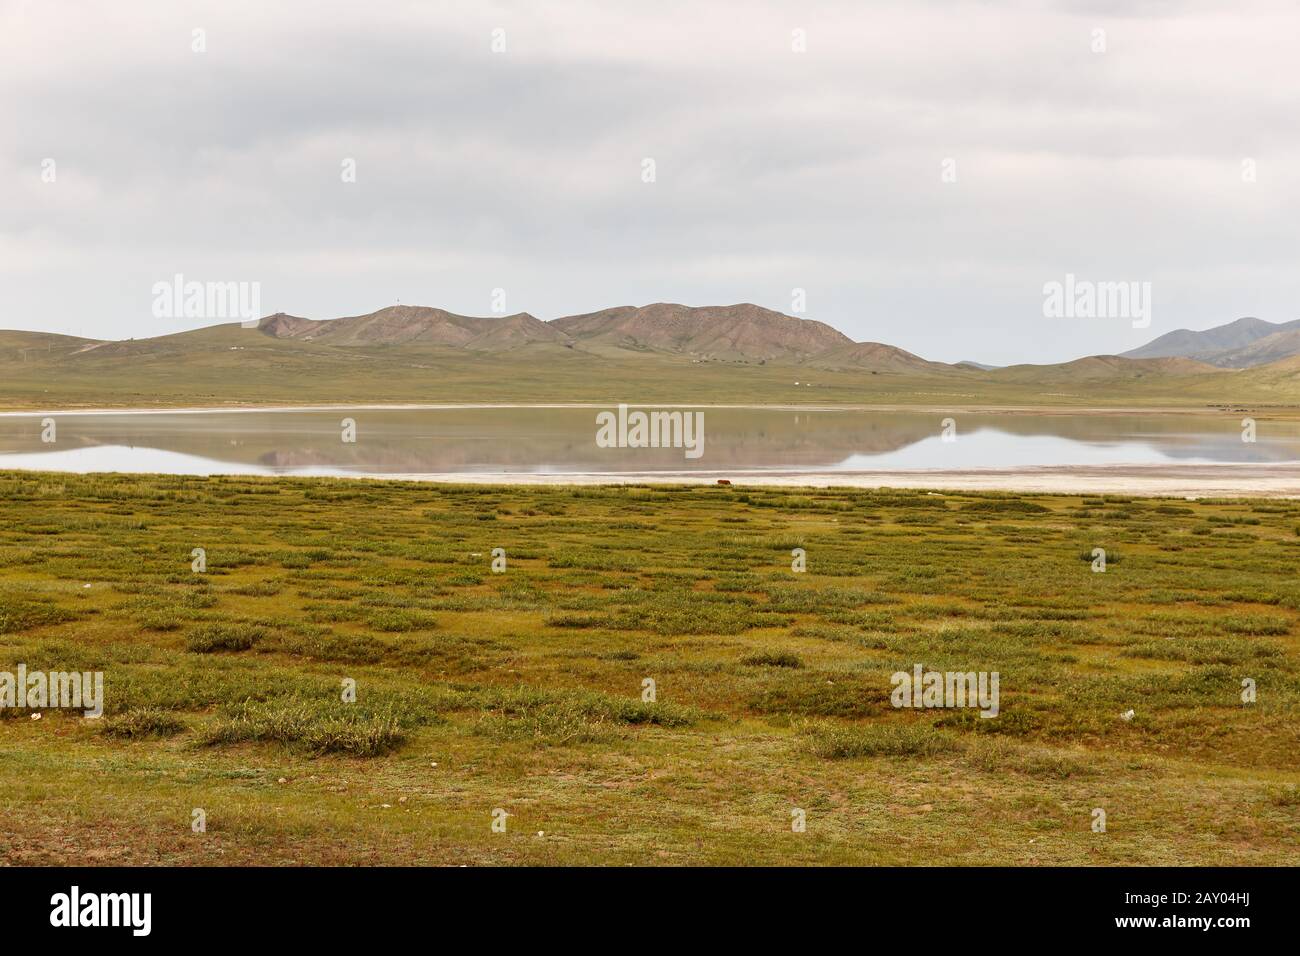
<box><xmin>2</xmin><ymin>0</ymin><xmax>1297</xmax><ymax>363</ymax></box>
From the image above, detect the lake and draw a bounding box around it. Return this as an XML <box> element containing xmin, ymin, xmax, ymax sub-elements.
<box><xmin>0</xmin><ymin>406</ymin><xmax>1296</xmax><ymax>478</ymax></box>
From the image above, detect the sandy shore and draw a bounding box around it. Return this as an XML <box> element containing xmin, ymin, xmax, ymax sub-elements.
<box><xmin>352</xmin><ymin>463</ymin><xmax>1300</xmax><ymax>498</ymax></box>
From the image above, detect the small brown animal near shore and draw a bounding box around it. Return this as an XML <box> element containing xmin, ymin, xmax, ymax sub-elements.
<box><xmin>717</xmin><ymin>479</ymin><xmax>731</xmax><ymax>485</ymax></box>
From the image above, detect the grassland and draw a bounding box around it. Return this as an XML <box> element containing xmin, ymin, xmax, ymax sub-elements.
<box><xmin>1</xmin><ymin>471</ymin><xmax>1298</xmax><ymax>865</ymax></box>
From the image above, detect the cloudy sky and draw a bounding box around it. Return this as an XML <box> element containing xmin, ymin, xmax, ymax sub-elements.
<box><xmin>3</xmin><ymin>0</ymin><xmax>1297</xmax><ymax>364</ymax></box>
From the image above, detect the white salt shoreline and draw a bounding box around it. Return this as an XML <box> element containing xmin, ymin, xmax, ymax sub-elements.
<box><xmin>4</xmin><ymin>460</ymin><xmax>1298</xmax><ymax>496</ymax></box>
<box><xmin>306</xmin><ymin>463</ymin><xmax>1300</xmax><ymax>498</ymax></box>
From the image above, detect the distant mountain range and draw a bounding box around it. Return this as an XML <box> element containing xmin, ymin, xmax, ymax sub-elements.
<box><xmin>8</xmin><ymin>302</ymin><xmax>1297</xmax><ymax>371</ymax></box>
<box><xmin>1121</xmin><ymin>317</ymin><xmax>1300</xmax><ymax>368</ymax></box>
<box><xmin>259</xmin><ymin>307</ymin><xmax>567</xmax><ymax>351</ymax></box>
<box><xmin>4</xmin><ymin>303</ymin><xmax>1300</xmax><ymax>408</ymax></box>
<box><xmin>257</xmin><ymin>305</ymin><xmax>1300</xmax><ymax>370</ymax></box>
<box><xmin>255</xmin><ymin>302</ymin><xmax>944</xmax><ymax>369</ymax></box>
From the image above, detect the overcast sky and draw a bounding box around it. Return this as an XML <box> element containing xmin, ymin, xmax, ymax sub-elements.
<box><xmin>3</xmin><ymin>0</ymin><xmax>1297</xmax><ymax>364</ymax></box>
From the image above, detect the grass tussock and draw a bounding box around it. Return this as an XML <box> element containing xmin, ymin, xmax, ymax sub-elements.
<box><xmin>198</xmin><ymin>699</ymin><xmax>406</xmax><ymax>756</ymax></box>
<box><xmin>474</xmin><ymin>688</ymin><xmax>698</xmax><ymax>745</ymax></box>
<box><xmin>186</xmin><ymin>622</ymin><xmax>269</xmax><ymax>653</ymax></box>
<box><xmin>804</xmin><ymin>721</ymin><xmax>961</xmax><ymax>759</ymax></box>
<box><xmin>0</xmin><ymin>597</ymin><xmax>81</xmax><ymax>634</ymax></box>
<box><xmin>100</xmin><ymin>708</ymin><xmax>187</xmax><ymax>739</ymax></box>
<box><xmin>739</xmin><ymin>650</ymin><xmax>804</xmax><ymax>668</ymax></box>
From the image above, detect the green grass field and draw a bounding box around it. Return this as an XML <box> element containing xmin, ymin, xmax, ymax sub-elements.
<box><xmin>1</xmin><ymin>471</ymin><xmax>1297</xmax><ymax>864</ymax></box>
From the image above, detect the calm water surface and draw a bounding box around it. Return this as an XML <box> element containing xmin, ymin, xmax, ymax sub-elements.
<box><xmin>0</xmin><ymin>408</ymin><xmax>1296</xmax><ymax>476</ymax></box>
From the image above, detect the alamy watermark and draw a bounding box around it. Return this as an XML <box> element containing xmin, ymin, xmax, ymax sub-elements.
<box><xmin>152</xmin><ymin>273</ymin><xmax>262</xmax><ymax>327</ymax></box>
<box><xmin>595</xmin><ymin>404</ymin><xmax>705</xmax><ymax>460</ymax></box>
<box><xmin>890</xmin><ymin>665</ymin><xmax>999</xmax><ymax>718</ymax></box>
<box><xmin>1042</xmin><ymin>273</ymin><xmax>1151</xmax><ymax>329</ymax></box>
<box><xmin>1</xmin><ymin>665</ymin><xmax>103</xmax><ymax>717</ymax></box>
<box><xmin>50</xmin><ymin>886</ymin><xmax>150</xmax><ymax>936</ymax></box>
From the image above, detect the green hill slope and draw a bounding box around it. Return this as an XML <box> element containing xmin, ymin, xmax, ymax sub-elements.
<box><xmin>4</xmin><ymin>317</ymin><xmax>1299</xmax><ymax>410</ymax></box>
